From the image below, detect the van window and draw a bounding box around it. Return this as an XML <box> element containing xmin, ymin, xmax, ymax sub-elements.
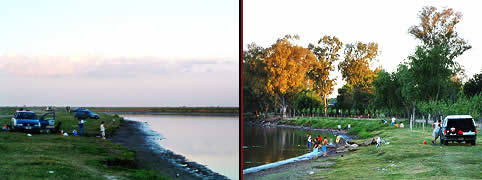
<box><xmin>446</xmin><ymin>118</ymin><xmax>475</xmax><ymax>130</ymax></box>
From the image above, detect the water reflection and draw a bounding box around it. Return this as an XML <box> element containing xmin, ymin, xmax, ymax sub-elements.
<box><xmin>120</xmin><ymin>114</ymin><xmax>239</xmax><ymax>180</ymax></box>
<box><xmin>243</xmin><ymin>125</ymin><xmax>336</xmax><ymax>169</ymax></box>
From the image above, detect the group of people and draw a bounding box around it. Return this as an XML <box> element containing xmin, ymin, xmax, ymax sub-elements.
<box><xmin>307</xmin><ymin>134</ymin><xmax>329</xmax><ymax>158</ymax></box>
<box><xmin>386</xmin><ymin>117</ymin><xmax>404</xmax><ymax>128</ymax></box>
<box><xmin>76</xmin><ymin>119</ymin><xmax>106</xmax><ymax>139</ymax></box>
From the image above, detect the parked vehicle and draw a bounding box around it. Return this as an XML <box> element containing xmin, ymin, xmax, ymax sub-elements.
<box><xmin>39</xmin><ymin>112</ymin><xmax>56</xmax><ymax>133</ymax></box>
<box><xmin>439</xmin><ymin>115</ymin><xmax>477</xmax><ymax>145</ymax></box>
<box><xmin>74</xmin><ymin>110</ymin><xmax>100</xmax><ymax>119</ymax></box>
<box><xmin>11</xmin><ymin>111</ymin><xmax>56</xmax><ymax>133</ymax></box>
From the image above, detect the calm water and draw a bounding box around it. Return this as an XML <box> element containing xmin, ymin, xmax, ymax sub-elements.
<box><xmin>243</xmin><ymin>125</ymin><xmax>337</xmax><ymax>169</ymax></box>
<box><xmin>120</xmin><ymin>114</ymin><xmax>239</xmax><ymax>180</ymax></box>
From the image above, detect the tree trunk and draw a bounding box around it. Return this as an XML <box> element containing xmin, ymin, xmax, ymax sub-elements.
<box><xmin>323</xmin><ymin>94</ymin><xmax>328</xmax><ymax>117</ymax></box>
<box><xmin>281</xmin><ymin>96</ymin><xmax>287</xmax><ymax>118</ymax></box>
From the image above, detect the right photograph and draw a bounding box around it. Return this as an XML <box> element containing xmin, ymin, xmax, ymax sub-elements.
<box><xmin>242</xmin><ymin>0</ymin><xmax>481</xmax><ymax>179</ymax></box>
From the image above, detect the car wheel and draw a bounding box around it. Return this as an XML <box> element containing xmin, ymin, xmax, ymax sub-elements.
<box><xmin>444</xmin><ymin>140</ymin><xmax>448</xmax><ymax>145</ymax></box>
<box><xmin>471</xmin><ymin>140</ymin><xmax>476</xmax><ymax>145</ymax></box>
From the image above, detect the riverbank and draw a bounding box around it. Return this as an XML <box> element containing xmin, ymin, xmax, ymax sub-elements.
<box><xmin>110</xmin><ymin>119</ymin><xmax>229</xmax><ymax>180</ymax></box>
<box><xmin>243</xmin><ymin>117</ymin><xmax>360</xmax><ymax>177</ymax></box>
<box><xmin>244</xmin><ymin>117</ymin><xmax>482</xmax><ymax>179</ymax></box>
<box><xmin>0</xmin><ymin>110</ymin><xmax>168</xmax><ymax>179</ymax></box>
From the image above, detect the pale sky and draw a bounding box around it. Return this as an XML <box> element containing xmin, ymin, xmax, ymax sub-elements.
<box><xmin>244</xmin><ymin>0</ymin><xmax>482</xmax><ymax>98</ymax></box>
<box><xmin>0</xmin><ymin>0</ymin><xmax>239</xmax><ymax>107</ymax></box>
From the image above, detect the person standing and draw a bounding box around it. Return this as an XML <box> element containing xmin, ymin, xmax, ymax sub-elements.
<box><xmin>78</xmin><ymin>119</ymin><xmax>85</xmax><ymax>136</ymax></box>
<box><xmin>100</xmin><ymin>121</ymin><xmax>106</xmax><ymax>139</ymax></box>
<box><xmin>432</xmin><ymin>120</ymin><xmax>441</xmax><ymax>144</ymax></box>
<box><xmin>322</xmin><ymin>137</ymin><xmax>328</xmax><ymax>156</ymax></box>
<box><xmin>307</xmin><ymin>134</ymin><xmax>312</xmax><ymax>149</ymax></box>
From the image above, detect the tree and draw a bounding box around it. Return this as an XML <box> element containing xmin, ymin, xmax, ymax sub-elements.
<box><xmin>403</xmin><ymin>6</ymin><xmax>471</xmax><ymax>125</ymax></box>
<box><xmin>338</xmin><ymin>41</ymin><xmax>379</xmax><ymax>114</ymax></box>
<box><xmin>408</xmin><ymin>6</ymin><xmax>471</xmax><ymax>60</ymax></box>
<box><xmin>308</xmin><ymin>35</ymin><xmax>343</xmax><ymax>116</ymax></box>
<box><xmin>339</xmin><ymin>42</ymin><xmax>379</xmax><ymax>86</ymax></box>
<box><xmin>263</xmin><ymin>35</ymin><xmax>316</xmax><ymax>118</ymax></box>
<box><xmin>243</xmin><ymin>43</ymin><xmax>274</xmax><ymax>115</ymax></box>
<box><xmin>464</xmin><ymin>72</ymin><xmax>482</xmax><ymax>97</ymax></box>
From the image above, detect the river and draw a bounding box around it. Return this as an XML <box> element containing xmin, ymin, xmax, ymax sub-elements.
<box><xmin>243</xmin><ymin>124</ymin><xmax>339</xmax><ymax>169</ymax></box>
<box><xmin>120</xmin><ymin>114</ymin><xmax>239</xmax><ymax>180</ymax></box>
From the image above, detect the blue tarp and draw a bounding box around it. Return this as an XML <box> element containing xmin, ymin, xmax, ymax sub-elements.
<box><xmin>243</xmin><ymin>149</ymin><xmax>322</xmax><ymax>174</ymax></box>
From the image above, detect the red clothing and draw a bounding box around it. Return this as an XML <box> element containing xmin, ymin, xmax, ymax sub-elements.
<box><xmin>318</xmin><ymin>136</ymin><xmax>322</xmax><ymax>142</ymax></box>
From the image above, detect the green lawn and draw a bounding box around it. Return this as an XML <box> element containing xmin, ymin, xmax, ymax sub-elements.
<box><xmin>282</xmin><ymin>117</ymin><xmax>395</xmax><ymax>138</ymax></box>
<box><xmin>311</xmin><ymin>126</ymin><xmax>482</xmax><ymax>179</ymax></box>
<box><xmin>0</xmin><ymin>110</ymin><xmax>168</xmax><ymax>180</ymax></box>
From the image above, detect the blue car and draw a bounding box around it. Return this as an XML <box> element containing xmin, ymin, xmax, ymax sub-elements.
<box><xmin>11</xmin><ymin>111</ymin><xmax>55</xmax><ymax>133</ymax></box>
<box><xmin>74</xmin><ymin>110</ymin><xmax>100</xmax><ymax>120</ymax></box>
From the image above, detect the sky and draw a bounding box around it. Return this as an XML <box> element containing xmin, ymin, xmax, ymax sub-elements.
<box><xmin>244</xmin><ymin>0</ymin><xmax>482</xmax><ymax>98</ymax></box>
<box><xmin>0</xmin><ymin>0</ymin><xmax>239</xmax><ymax>107</ymax></box>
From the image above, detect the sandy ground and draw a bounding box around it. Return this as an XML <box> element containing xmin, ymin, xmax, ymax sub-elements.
<box><xmin>110</xmin><ymin>119</ymin><xmax>228</xmax><ymax>180</ymax></box>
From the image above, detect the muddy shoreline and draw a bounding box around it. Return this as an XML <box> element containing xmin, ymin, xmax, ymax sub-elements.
<box><xmin>110</xmin><ymin>119</ymin><xmax>228</xmax><ymax>180</ymax></box>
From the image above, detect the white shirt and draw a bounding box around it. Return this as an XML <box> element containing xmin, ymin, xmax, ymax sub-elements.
<box><xmin>308</xmin><ymin>136</ymin><xmax>311</xmax><ymax>142</ymax></box>
<box><xmin>392</xmin><ymin>117</ymin><xmax>396</xmax><ymax>123</ymax></box>
<box><xmin>100</xmin><ymin>124</ymin><xmax>105</xmax><ymax>132</ymax></box>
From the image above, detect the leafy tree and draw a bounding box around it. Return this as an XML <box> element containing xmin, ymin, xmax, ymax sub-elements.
<box><xmin>400</xmin><ymin>6</ymin><xmax>471</xmax><ymax>123</ymax></box>
<box><xmin>464</xmin><ymin>72</ymin><xmax>482</xmax><ymax>97</ymax></box>
<box><xmin>308</xmin><ymin>36</ymin><xmax>343</xmax><ymax>116</ymax></box>
<box><xmin>408</xmin><ymin>6</ymin><xmax>471</xmax><ymax>59</ymax></box>
<box><xmin>263</xmin><ymin>35</ymin><xmax>316</xmax><ymax>118</ymax></box>
<box><xmin>339</xmin><ymin>42</ymin><xmax>379</xmax><ymax>86</ymax></box>
<box><xmin>338</xmin><ymin>41</ymin><xmax>379</xmax><ymax>115</ymax></box>
<box><xmin>372</xmin><ymin>70</ymin><xmax>406</xmax><ymax>116</ymax></box>
<box><xmin>243</xmin><ymin>43</ymin><xmax>274</xmax><ymax>115</ymax></box>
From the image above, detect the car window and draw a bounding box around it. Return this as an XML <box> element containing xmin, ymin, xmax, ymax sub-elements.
<box><xmin>447</xmin><ymin>118</ymin><xmax>475</xmax><ymax>129</ymax></box>
<box><xmin>16</xmin><ymin>112</ymin><xmax>37</xmax><ymax>119</ymax></box>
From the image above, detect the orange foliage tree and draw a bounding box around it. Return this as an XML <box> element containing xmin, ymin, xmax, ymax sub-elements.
<box><xmin>263</xmin><ymin>35</ymin><xmax>316</xmax><ymax>117</ymax></box>
<box><xmin>307</xmin><ymin>35</ymin><xmax>343</xmax><ymax>116</ymax></box>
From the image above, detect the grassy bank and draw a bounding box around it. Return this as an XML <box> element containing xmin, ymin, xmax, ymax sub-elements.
<box><xmin>308</xmin><ymin>126</ymin><xmax>482</xmax><ymax>179</ymax></box>
<box><xmin>282</xmin><ymin>117</ymin><xmax>396</xmax><ymax>138</ymax></box>
<box><xmin>0</xmin><ymin>110</ymin><xmax>168</xmax><ymax>179</ymax></box>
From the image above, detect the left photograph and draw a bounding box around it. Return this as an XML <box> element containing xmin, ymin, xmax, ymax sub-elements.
<box><xmin>0</xmin><ymin>1</ymin><xmax>239</xmax><ymax>180</ymax></box>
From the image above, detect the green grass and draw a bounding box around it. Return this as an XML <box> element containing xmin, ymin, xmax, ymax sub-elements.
<box><xmin>0</xmin><ymin>110</ymin><xmax>169</xmax><ymax>180</ymax></box>
<box><xmin>282</xmin><ymin>117</ymin><xmax>394</xmax><ymax>138</ymax></box>
<box><xmin>311</xmin><ymin>126</ymin><xmax>482</xmax><ymax>179</ymax></box>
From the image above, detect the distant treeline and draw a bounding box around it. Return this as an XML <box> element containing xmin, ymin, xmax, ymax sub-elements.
<box><xmin>88</xmin><ymin>107</ymin><xmax>239</xmax><ymax>113</ymax></box>
<box><xmin>0</xmin><ymin>107</ymin><xmax>239</xmax><ymax>114</ymax></box>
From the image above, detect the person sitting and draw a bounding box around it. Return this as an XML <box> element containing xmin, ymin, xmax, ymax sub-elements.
<box><xmin>400</xmin><ymin>122</ymin><xmax>404</xmax><ymax>128</ymax></box>
<box><xmin>395</xmin><ymin>122</ymin><xmax>399</xmax><ymax>128</ymax></box>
